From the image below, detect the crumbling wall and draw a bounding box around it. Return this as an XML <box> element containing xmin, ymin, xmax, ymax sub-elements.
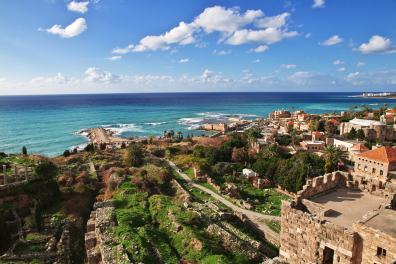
<box><xmin>85</xmin><ymin>201</ymin><xmax>129</xmax><ymax>264</ymax></box>
<box><xmin>280</xmin><ymin>200</ymin><xmax>359</xmax><ymax>264</ymax></box>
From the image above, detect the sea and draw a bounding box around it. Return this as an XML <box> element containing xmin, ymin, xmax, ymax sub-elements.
<box><xmin>0</xmin><ymin>92</ymin><xmax>395</xmax><ymax>157</ymax></box>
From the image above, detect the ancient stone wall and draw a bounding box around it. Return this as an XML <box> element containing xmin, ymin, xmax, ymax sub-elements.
<box><xmin>353</xmin><ymin>216</ymin><xmax>396</xmax><ymax>264</ymax></box>
<box><xmin>280</xmin><ymin>200</ymin><xmax>359</xmax><ymax>264</ymax></box>
<box><xmin>85</xmin><ymin>201</ymin><xmax>129</xmax><ymax>264</ymax></box>
<box><xmin>297</xmin><ymin>171</ymin><xmax>348</xmax><ymax>199</ymax></box>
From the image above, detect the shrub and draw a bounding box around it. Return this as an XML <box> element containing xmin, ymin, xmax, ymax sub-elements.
<box><xmin>125</xmin><ymin>143</ymin><xmax>144</xmax><ymax>167</ymax></box>
<box><xmin>34</xmin><ymin>160</ymin><xmax>58</xmax><ymax>179</ymax></box>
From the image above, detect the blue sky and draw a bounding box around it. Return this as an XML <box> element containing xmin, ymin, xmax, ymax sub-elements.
<box><xmin>0</xmin><ymin>0</ymin><xmax>396</xmax><ymax>94</ymax></box>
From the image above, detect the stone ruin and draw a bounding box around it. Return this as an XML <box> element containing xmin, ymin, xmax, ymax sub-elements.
<box><xmin>279</xmin><ymin>171</ymin><xmax>396</xmax><ymax>264</ymax></box>
<box><xmin>0</xmin><ymin>164</ymin><xmax>34</xmax><ymax>189</ymax></box>
<box><xmin>85</xmin><ymin>201</ymin><xmax>129</xmax><ymax>264</ymax></box>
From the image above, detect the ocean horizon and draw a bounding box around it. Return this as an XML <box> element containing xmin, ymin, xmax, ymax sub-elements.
<box><xmin>0</xmin><ymin>92</ymin><xmax>395</xmax><ymax>157</ymax></box>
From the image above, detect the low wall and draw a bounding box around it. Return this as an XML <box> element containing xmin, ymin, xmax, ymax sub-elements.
<box><xmin>297</xmin><ymin>171</ymin><xmax>349</xmax><ymax>199</ymax></box>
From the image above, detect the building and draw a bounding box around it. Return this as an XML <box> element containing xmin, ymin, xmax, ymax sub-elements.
<box><xmin>339</xmin><ymin>118</ymin><xmax>396</xmax><ymax>141</ymax></box>
<box><xmin>353</xmin><ymin>146</ymin><xmax>396</xmax><ymax>188</ymax></box>
<box><xmin>327</xmin><ymin>138</ymin><xmax>368</xmax><ymax>160</ymax></box>
<box><xmin>242</xmin><ymin>168</ymin><xmax>258</xmax><ymax>178</ymax></box>
<box><xmin>300</xmin><ymin>140</ymin><xmax>326</xmax><ymax>152</ymax></box>
<box><xmin>280</xmin><ymin>172</ymin><xmax>396</xmax><ymax>264</ymax></box>
<box><xmin>268</xmin><ymin>110</ymin><xmax>291</xmax><ymax>120</ymax></box>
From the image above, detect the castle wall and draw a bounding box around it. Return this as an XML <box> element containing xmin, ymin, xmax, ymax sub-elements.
<box><xmin>280</xmin><ymin>201</ymin><xmax>359</xmax><ymax>264</ymax></box>
<box><xmin>353</xmin><ymin>222</ymin><xmax>396</xmax><ymax>264</ymax></box>
<box><xmin>297</xmin><ymin>171</ymin><xmax>348</xmax><ymax>199</ymax></box>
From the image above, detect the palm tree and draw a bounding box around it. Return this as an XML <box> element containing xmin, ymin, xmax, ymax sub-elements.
<box><xmin>323</xmin><ymin>145</ymin><xmax>348</xmax><ymax>173</ymax></box>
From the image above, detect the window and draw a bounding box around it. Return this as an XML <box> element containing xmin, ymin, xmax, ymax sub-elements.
<box><xmin>372</xmin><ymin>168</ymin><xmax>376</xmax><ymax>174</ymax></box>
<box><xmin>377</xmin><ymin>247</ymin><xmax>386</xmax><ymax>257</ymax></box>
<box><xmin>380</xmin><ymin>170</ymin><xmax>384</xmax><ymax>176</ymax></box>
<box><xmin>358</xmin><ymin>164</ymin><xmax>361</xmax><ymax>170</ymax></box>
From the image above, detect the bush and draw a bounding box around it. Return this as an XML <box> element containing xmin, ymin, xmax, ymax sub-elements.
<box><xmin>125</xmin><ymin>144</ymin><xmax>144</xmax><ymax>167</ymax></box>
<box><xmin>34</xmin><ymin>160</ymin><xmax>58</xmax><ymax>179</ymax></box>
<box><xmin>22</xmin><ymin>146</ymin><xmax>28</xmax><ymax>155</ymax></box>
<box><xmin>63</xmin><ymin>150</ymin><xmax>71</xmax><ymax>157</ymax></box>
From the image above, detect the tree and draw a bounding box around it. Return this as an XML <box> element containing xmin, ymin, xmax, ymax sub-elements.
<box><xmin>125</xmin><ymin>144</ymin><xmax>144</xmax><ymax>167</ymax></box>
<box><xmin>325</xmin><ymin>122</ymin><xmax>337</xmax><ymax>136</ymax></box>
<box><xmin>347</xmin><ymin>127</ymin><xmax>357</xmax><ymax>139</ymax></box>
<box><xmin>22</xmin><ymin>146</ymin><xmax>27</xmax><ymax>155</ymax></box>
<box><xmin>231</xmin><ymin>147</ymin><xmax>248</xmax><ymax>163</ymax></box>
<box><xmin>63</xmin><ymin>150</ymin><xmax>71</xmax><ymax>157</ymax></box>
<box><xmin>35</xmin><ymin>160</ymin><xmax>58</xmax><ymax>179</ymax></box>
<box><xmin>357</xmin><ymin>129</ymin><xmax>365</xmax><ymax>141</ymax></box>
<box><xmin>323</xmin><ymin>145</ymin><xmax>348</xmax><ymax>173</ymax></box>
<box><xmin>84</xmin><ymin>143</ymin><xmax>95</xmax><ymax>152</ymax></box>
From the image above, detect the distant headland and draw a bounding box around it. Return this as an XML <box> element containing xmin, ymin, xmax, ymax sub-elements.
<box><xmin>351</xmin><ymin>92</ymin><xmax>396</xmax><ymax>99</ymax></box>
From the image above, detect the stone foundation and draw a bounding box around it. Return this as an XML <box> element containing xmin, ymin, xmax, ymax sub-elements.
<box><xmin>85</xmin><ymin>201</ymin><xmax>129</xmax><ymax>264</ymax></box>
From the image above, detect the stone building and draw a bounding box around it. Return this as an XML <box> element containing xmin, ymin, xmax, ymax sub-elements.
<box><xmin>279</xmin><ymin>171</ymin><xmax>396</xmax><ymax>264</ymax></box>
<box><xmin>300</xmin><ymin>139</ymin><xmax>326</xmax><ymax>152</ymax></box>
<box><xmin>353</xmin><ymin>146</ymin><xmax>396</xmax><ymax>188</ymax></box>
<box><xmin>268</xmin><ymin>110</ymin><xmax>291</xmax><ymax>120</ymax></box>
<box><xmin>339</xmin><ymin>118</ymin><xmax>396</xmax><ymax>141</ymax></box>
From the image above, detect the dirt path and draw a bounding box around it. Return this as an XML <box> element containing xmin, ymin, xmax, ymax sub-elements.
<box><xmin>166</xmin><ymin>160</ymin><xmax>280</xmax><ymax>245</ymax></box>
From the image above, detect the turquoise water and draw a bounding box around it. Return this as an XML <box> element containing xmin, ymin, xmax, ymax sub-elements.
<box><xmin>0</xmin><ymin>92</ymin><xmax>394</xmax><ymax>156</ymax></box>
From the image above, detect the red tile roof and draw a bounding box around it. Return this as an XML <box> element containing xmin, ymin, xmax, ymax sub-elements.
<box><xmin>355</xmin><ymin>146</ymin><xmax>396</xmax><ymax>163</ymax></box>
<box><xmin>351</xmin><ymin>143</ymin><xmax>369</xmax><ymax>152</ymax></box>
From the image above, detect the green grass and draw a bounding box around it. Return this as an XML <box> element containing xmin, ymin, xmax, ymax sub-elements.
<box><xmin>199</xmin><ymin>182</ymin><xmax>220</xmax><ymax>194</ymax></box>
<box><xmin>236</xmin><ymin>183</ymin><xmax>290</xmax><ymax>216</ymax></box>
<box><xmin>263</xmin><ymin>219</ymin><xmax>281</xmax><ymax>233</ymax></box>
<box><xmin>183</xmin><ymin>167</ymin><xmax>194</xmax><ymax>179</ymax></box>
<box><xmin>25</xmin><ymin>232</ymin><xmax>47</xmax><ymax>241</ymax></box>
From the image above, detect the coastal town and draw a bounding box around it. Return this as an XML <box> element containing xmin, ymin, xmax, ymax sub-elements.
<box><xmin>0</xmin><ymin>105</ymin><xmax>395</xmax><ymax>264</ymax></box>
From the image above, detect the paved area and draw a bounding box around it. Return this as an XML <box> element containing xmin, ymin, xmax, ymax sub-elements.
<box><xmin>310</xmin><ymin>188</ymin><xmax>386</xmax><ymax>228</ymax></box>
<box><xmin>166</xmin><ymin>160</ymin><xmax>281</xmax><ymax>244</ymax></box>
<box><xmin>365</xmin><ymin>208</ymin><xmax>396</xmax><ymax>236</ymax></box>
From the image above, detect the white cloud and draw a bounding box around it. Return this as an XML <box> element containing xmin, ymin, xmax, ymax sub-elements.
<box><xmin>67</xmin><ymin>1</ymin><xmax>89</xmax><ymax>14</ymax></box>
<box><xmin>133</xmin><ymin>22</ymin><xmax>196</xmax><ymax>52</ymax></box>
<box><xmin>358</xmin><ymin>35</ymin><xmax>396</xmax><ymax>54</ymax></box>
<box><xmin>107</xmin><ymin>56</ymin><xmax>122</xmax><ymax>61</ymax></box>
<box><xmin>320</xmin><ymin>35</ymin><xmax>343</xmax><ymax>46</ymax></box>
<box><xmin>251</xmin><ymin>45</ymin><xmax>268</xmax><ymax>53</ymax></box>
<box><xmin>213</xmin><ymin>49</ymin><xmax>232</xmax><ymax>55</ymax></box>
<box><xmin>305</xmin><ymin>33</ymin><xmax>312</xmax><ymax>39</ymax></box>
<box><xmin>281</xmin><ymin>64</ymin><xmax>297</xmax><ymax>69</ymax></box>
<box><xmin>4</xmin><ymin>67</ymin><xmax>396</xmax><ymax>95</ymax></box>
<box><xmin>255</xmin><ymin>13</ymin><xmax>290</xmax><ymax>29</ymax></box>
<box><xmin>226</xmin><ymin>28</ymin><xmax>297</xmax><ymax>45</ymax></box>
<box><xmin>356</xmin><ymin>61</ymin><xmax>365</xmax><ymax>67</ymax></box>
<box><xmin>112</xmin><ymin>45</ymin><xmax>134</xmax><ymax>55</ymax></box>
<box><xmin>84</xmin><ymin>67</ymin><xmax>119</xmax><ymax>83</ymax></box>
<box><xmin>337</xmin><ymin>67</ymin><xmax>346</xmax><ymax>72</ymax></box>
<box><xmin>199</xmin><ymin>69</ymin><xmax>231</xmax><ymax>83</ymax></box>
<box><xmin>31</xmin><ymin>73</ymin><xmax>69</xmax><ymax>84</ymax></box>
<box><xmin>312</xmin><ymin>0</ymin><xmax>325</xmax><ymax>8</ymax></box>
<box><xmin>46</xmin><ymin>18</ymin><xmax>87</xmax><ymax>38</ymax></box>
<box><xmin>333</xmin><ymin>60</ymin><xmax>344</xmax><ymax>65</ymax></box>
<box><xmin>179</xmin><ymin>58</ymin><xmax>189</xmax><ymax>63</ymax></box>
<box><xmin>112</xmin><ymin>6</ymin><xmax>297</xmax><ymax>53</ymax></box>
<box><xmin>252</xmin><ymin>59</ymin><xmax>261</xmax><ymax>63</ymax></box>
<box><xmin>194</xmin><ymin>6</ymin><xmax>263</xmax><ymax>34</ymax></box>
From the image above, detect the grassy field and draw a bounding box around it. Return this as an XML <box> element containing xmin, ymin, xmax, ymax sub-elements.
<box><xmin>236</xmin><ymin>182</ymin><xmax>290</xmax><ymax>216</ymax></box>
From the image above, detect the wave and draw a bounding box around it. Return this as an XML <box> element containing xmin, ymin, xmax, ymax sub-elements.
<box><xmin>144</xmin><ymin>122</ymin><xmax>167</xmax><ymax>126</ymax></box>
<box><xmin>102</xmin><ymin>123</ymin><xmax>144</xmax><ymax>136</ymax></box>
<box><xmin>178</xmin><ymin>112</ymin><xmax>256</xmax><ymax>130</ymax></box>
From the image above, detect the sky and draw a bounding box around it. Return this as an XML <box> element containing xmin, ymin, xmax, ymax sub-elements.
<box><xmin>0</xmin><ymin>0</ymin><xmax>396</xmax><ymax>95</ymax></box>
